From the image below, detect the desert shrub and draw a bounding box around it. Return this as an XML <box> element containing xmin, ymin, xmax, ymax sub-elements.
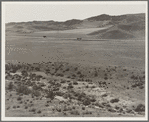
<box><xmin>70</xmin><ymin>110</ymin><xmax>80</xmax><ymax>115</ymax></box>
<box><xmin>72</xmin><ymin>74</ymin><xmax>76</xmax><ymax>77</ymax></box>
<box><xmin>126</xmin><ymin>109</ymin><xmax>133</xmax><ymax>113</ymax></box>
<box><xmin>68</xmin><ymin>85</ymin><xmax>73</xmax><ymax>89</ymax></box>
<box><xmin>102</xmin><ymin>93</ymin><xmax>108</xmax><ymax>97</ymax></box>
<box><xmin>7</xmin><ymin>82</ymin><xmax>14</xmax><ymax>90</ymax></box>
<box><xmin>6</xmin><ymin>107</ymin><xmax>10</xmax><ymax>110</ymax></box>
<box><xmin>77</xmin><ymin>92</ymin><xmax>86</xmax><ymax>101</ymax></box>
<box><xmin>43</xmin><ymin>77</ymin><xmax>46</xmax><ymax>79</ymax></box>
<box><xmin>91</xmin><ymin>86</ymin><xmax>96</xmax><ymax>88</ymax></box>
<box><xmin>95</xmin><ymin>102</ymin><xmax>104</xmax><ymax>108</ymax></box>
<box><xmin>139</xmin><ymin>85</ymin><xmax>144</xmax><ymax>89</ymax></box>
<box><xmin>56</xmin><ymin>73</ymin><xmax>64</xmax><ymax>77</ymax></box>
<box><xmin>104</xmin><ymin>77</ymin><xmax>108</xmax><ymax>80</ymax></box>
<box><xmin>78</xmin><ymin>79</ymin><xmax>81</xmax><ymax>81</ymax></box>
<box><xmin>83</xmin><ymin>110</ymin><xmax>92</xmax><ymax>114</ymax></box>
<box><xmin>68</xmin><ymin>82</ymin><xmax>72</xmax><ymax>85</ymax></box>
<box><xmin>82</xmin><ymin>106</ymin><xmax>85</xmax><ymax>110</ymax></box>
<box><xmin>83</xmin><ymin>98</ymin><xmax>91</xmax><ymax>106</ymax></box>
<box><xmin>79</xmin><ymin>74</ymin><xmax>84</xmax><ymax>78</ymax></box>
<box><xmin>72</xmin><ymin>106</ymin><xmax>76</xmax><ymax>109</ymax></box>
<box><xmin>21</xmin><ymin>70</ymin><xmax>28</xmax><ymax>77</ymax></box>
<box><xmin>32</xmin><ymin>85</ymin><xmax>38</xmax><ymax>90</ymax></box>
<box><xmin>51</xmin><ymin>73</ymin><xmax>54</xmax><ymax>76</ymax></box>
<box><xmin>29</xmin><ymin>108</ymin><xmax>36</xmax><ymax>112</ymax></box>
<box><xmin>47</xmin><ymin>100</ymin><xmax>51</xmax><ymax>103</ymax></box>
<box><xmin>13</xmin><ymin>74</ymin><xmax>21</xmax><ymax>81</ymax></box>
<box><xmin>5</xmin><ymin>74</ymin><xmax>13</xmax><ymax>80</ymax></box>
<box><xmin>13</xmin><ymin>105</ymin><xmax>16</xmax><ymax>109</ymax></box>
<box><xmin>115</xmin><ymin>106</ymin><xmax>120</xmax><ymax>110</ymax></box>
<box><xmin>56</xmin><ymin>108</ymin><xmax>61</xmax><ymax>112</ymax></box>
<box><xmin>32</xmin><ymin>90</ymin><xmax>41</xmax><ymax>97</ymax></box>
<box><xmin>73</xmin><ymin>81</ymin><xmax>78</xmax><ymax>85</ymax></box>
<box><xmin>55</xmin><ymin>91</ymin><xmax>64</xmax><ymax>96</ymax></box>
<box><xmin>94</xmin><ymin>72</ymin><xmax>98</xmax><ymax>77</ymax></box>
<box><xmin>130</xmin><ymin>75</ymin><xmax>135</xmax><ymax>79</ymax></box>
<box><xmin>39</xmin><ymin>83</ymin><xmax>46</xmax><ymax>87</ymax></box>
<box><xmin>17</xmin><ymin>96</ymin><xmax>22</xmax><ymax>101</ymax></box>
<box><xmin>46</xmin><ymin>90</ymin><xmax>55</xmax><ymax>100</ymax></box>
<box><xmin>36</xmin><ymin>76</ymin><xmax>41</xmax><ymax>81</ymax></box>
<box><xmin>63</xmin><ymin>106</ymin><xmax>69</xmax><ymax>111</ymax></box>
<box><xmin>37</xmin><ymin>110</ymin><xmax>42</xmax><ymax>113</ymax></box>
<box><xmin>65</xmin><ymin>68</ymin><xmax>69</xmax><ymax>71</ymax></box>
<box><xmin>61</xmin><ymin>80</ymin><xmax>66</xmax><ymax>83</ymax></box>
<box><xmin>118</xmin><ymin>108</ymin><xmax>123</xmax><ymax>113</ymax></box>
<box><xmin>25</xmin><ymin>80</ymin><xmax>32</xmax><ymax>86</ymax></box>
<box><xmin>77</xmin><ymin>71</ymin><xmax>81</xmax><ymax>75</ymax></box>
<box><xmin>35</xmin><ymin>67</ymin><xmax>40</xmax><ymax>71</ymax></box>
<box><xmin>102</xmin><ymin>102</ymin><xmax>111</xmax><ymax>108</ymax></box>
<box><xmin>29</xmin><ymin>73</ymin><xmax>36</xmax><ymax>79</ymax></box>
<box><xmin>123</xmin><ymin>69</ymin><xmax>127</xmax><ymax>71</ymax></box>
<box><xmin>10</xmin><ymin>68</ymin><xmax>17</xmax><ymax>73</ymax></box>
<box><xmin>90</xmin><ymin>97</ymin><xmax>96</xmax><ymax>102</ymax></box>
<box><xmin>108</xmin><ymin>108</ymin><xmax>116</xmax><ymax>112</ymax></box>
<box><xmin>73</xmin><ymin>92</ymin><xmax>79</xmax><ymax>97</ymax></box>
<box><xmin>131</xmin><ymin>84</ymin><xmax>137</xmax><ymax>88</ymax></box>
<box><xmin>74</xmin><ymin>67</ymin><xmax>78</xmax><ymax>71</ymax></box>
<box><xmin>134</xmin><ymin>104</ymin><xmax>145</xmax><ymax>112</ymax></box>
<box><xmin>63</xmin><ymin>86</ymin><xmax>66</xmax><ymax>89</ymax></box>
<box><xmin>16</xmin><ymin>85</ymin><xmax>32</xmax><ymax>95</ymax></box>
<box><xmin>110</xmin><ymin>98</ymin><xmax>119</xmax><ymax>103</ymax></box>
<box><xmin>63</xmin><ymin>93</ymin><xmax>70</xmax><ymax>99</ymax></box>
<box><xmin>45</xmin><ymin>104</ymin><xmax>49</xmax><ymax>107</ymax></box>
<box><xmin>60</xmin><ymin>74</ymin><xmax>64</xmax><ymax>77</ymax></box>
<box><xmin>63</xmin><ymin>112</ymin><xmax>67</xmax><ymax>115</ymax></box>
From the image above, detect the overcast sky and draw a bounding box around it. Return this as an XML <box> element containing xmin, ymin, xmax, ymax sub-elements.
<box><xmin>3</xmin><ymin>1</ymin><xmax>147</xmax><ymax>23</ymax></box>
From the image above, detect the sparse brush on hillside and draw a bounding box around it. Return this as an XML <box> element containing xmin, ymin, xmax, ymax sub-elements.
<box><xmin>6</xmin><ymin>13</ymin><xmax>145</xmax><ymax>39</ymax></box>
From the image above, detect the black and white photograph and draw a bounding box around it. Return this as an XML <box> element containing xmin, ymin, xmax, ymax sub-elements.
<box><xmin>1</xmin><ymin>1</ymin><xmax>148</xmax><ymax>121</ymax></box>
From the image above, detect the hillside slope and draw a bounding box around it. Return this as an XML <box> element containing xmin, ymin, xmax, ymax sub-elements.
<box><xmin>88</xmin><ymin>20</ymin><xmax>145</xmax><ymax>39</ymax></box>
<box><xmin>6</xmin><ymin>13</ymin><xmax>145</xmax><ymax>39</ymax></box>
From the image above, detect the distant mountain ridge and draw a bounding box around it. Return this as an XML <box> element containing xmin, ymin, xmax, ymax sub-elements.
<box><xmin>6</xmin><ymin>13</ymin><xmax>145</xmax><ymax>39</ymax></box>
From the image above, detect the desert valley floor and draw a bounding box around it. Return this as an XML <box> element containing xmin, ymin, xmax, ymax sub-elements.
<box><xmin>5</xmin><ymin>33</ymin><xmax>145</xmax><ymax>117</ymax></box>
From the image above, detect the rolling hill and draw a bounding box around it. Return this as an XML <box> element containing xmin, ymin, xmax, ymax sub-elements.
<box><xmin>6</xmin><ymin>13</ymin><xmax>145</xmax><ymax>39</ymax></box>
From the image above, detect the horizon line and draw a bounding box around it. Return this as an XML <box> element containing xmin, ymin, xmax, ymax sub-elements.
<box><xmin>6</xmin><ymin>12</ymin><xmax>145</xmax><ymax>24</ymax></box>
